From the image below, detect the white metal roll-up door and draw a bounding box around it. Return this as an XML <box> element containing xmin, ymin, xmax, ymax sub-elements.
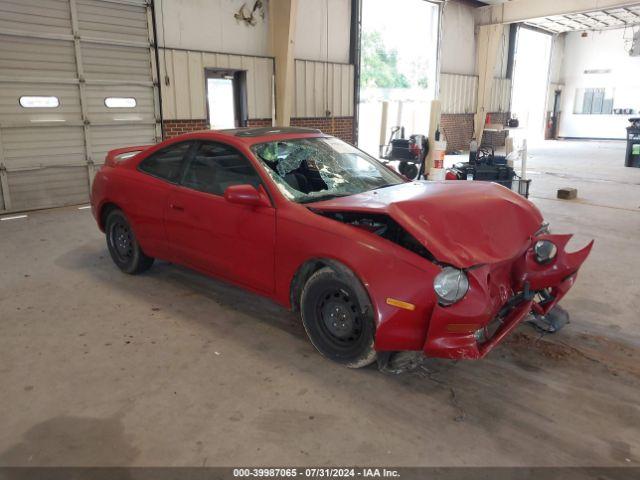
<box><xmin>0</xmin><ymin>0</ymin><xmax>160</xmax><ymax>212</ymax></box>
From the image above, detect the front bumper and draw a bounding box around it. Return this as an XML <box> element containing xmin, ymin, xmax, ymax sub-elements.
<box><xmin>421</xmin><ymin>233</ymin><xmax>592</xmax><ymax>360</ymax></box>
<box><xmin>422</xmin><ymin>275</ymin><xmax>536</xmax><ymax>360</ymax></box>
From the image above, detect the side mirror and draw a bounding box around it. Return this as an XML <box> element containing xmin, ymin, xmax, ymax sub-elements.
<box><xmin>224</xmin><ymin>184</ymin><xmax>271</xmax><ymax>208</ymax></box>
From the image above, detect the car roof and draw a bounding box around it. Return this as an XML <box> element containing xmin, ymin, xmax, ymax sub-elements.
<box><xmin>170</xmin><ymin>127</ymin><xmax>327</xmax><ymax>146</ymax></box>
<box><xmin>218</xmin><ymin>127</ymin><xmax>322</xmax><ymax>137</ymax></box>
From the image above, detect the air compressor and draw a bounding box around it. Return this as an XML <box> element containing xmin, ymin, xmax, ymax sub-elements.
<box><xmin>379</xmin><ymin>126</ymin><xmax>428</xmax><ymax>180</ymax></box>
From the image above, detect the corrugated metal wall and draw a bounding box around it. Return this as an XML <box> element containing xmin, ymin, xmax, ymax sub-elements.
<box><xmin>292</xmin><ymin>60</ymin><xmax>354</xmax><ymax>118</ymax></box>
<box><xmin>158</xmin><ymin>48</ymin><xmax>274</xmax><ymax>121</ymax></box>
<box><xmin>439</xmin><ymin>73</ymin><xmax>511</xmax><ymax>114</ymax></box>
<box><xmin>0</xmin><ymin>0</ymin><xmax>160</xmax><ymax>213</ymax></box>
<box><xmin>439</xmin><ymin>74</ymin><xmax>478</xmax><ymax>114</ymax></box>
<box><xmin>490</xmin><ymin>78</ymin><xmax>511</xmax><ymax>113</ymax></box>
<box><xmin>158</xmin><ymin>50</ymin><xmax>355</xmax><ymax>122</ymax></box>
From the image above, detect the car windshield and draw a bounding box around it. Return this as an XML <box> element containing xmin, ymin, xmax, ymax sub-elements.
<box><xmin>251</xmin><ymin>137</ymin><xmax>405</xmax><ymax>203</ymax></box>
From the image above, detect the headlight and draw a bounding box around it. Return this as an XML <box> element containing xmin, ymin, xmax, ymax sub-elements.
<box><xmin>534</xmin><ymin>240</ymin><xmax>557</xmax><ymax>264</ymax></box>
<box><xmin>434</xmin><ymin>267</ymin><xmax>469</xmax><ymax>306</ymax></box>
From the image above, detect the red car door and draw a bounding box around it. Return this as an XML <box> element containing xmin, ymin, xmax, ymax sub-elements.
<box><xmin>129</xmin><ymin>141</ymin><xmax>195</xmax><ymax>259</ymax></box>
<box><xmin>164</xmin><ymin>141</ymin><xmax>276</xmax><ymax>293</ymax></box>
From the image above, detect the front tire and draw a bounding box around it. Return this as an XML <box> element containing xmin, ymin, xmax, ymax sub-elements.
<box><xmin>300</xmin><ymin>267</ymin><xmax>376</xmax><ymax>368</ymax></box>
<box><xmin>105</xmin><ymin>209</ymin><xmax>154</xmax><ymax>274</ymax></box>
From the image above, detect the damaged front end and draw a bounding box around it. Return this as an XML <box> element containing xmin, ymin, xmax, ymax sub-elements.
<box><xmin>311</xmin><ymin>202</ymin><xmax>592</xmax><ymax>363</ymax></box>
<box><xmin>311</xmin><ymin>210</ymin><xmax>436</xmax><ymax>262</ymax></box>
<box><xmin>424</xmin><ymin>233</ymin><xmax>593</xmax><ymax>360</ymax></box>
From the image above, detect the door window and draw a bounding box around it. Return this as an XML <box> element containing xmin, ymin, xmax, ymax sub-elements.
<box><xmin>181</xmin><ymin>142</ymin><xmax>262</xmax><ymax>195</ymax></box>
<box><xmin>138</xmin><ymin>142</ymin><xmax>192</xmax><ymax>183</ymax></box>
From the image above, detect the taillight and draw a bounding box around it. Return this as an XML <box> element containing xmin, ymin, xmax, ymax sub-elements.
<box><xmin>445</xmin><ymin>171</ymin><xmax>458</xmax><ymax>180</ymax></box>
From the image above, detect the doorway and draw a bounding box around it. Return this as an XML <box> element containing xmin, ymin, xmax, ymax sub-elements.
<box><xmin>356</xmin><ymin>0</ymin><xmax>440</xmax><ymax>156</ymax></box>
<box><xmin>510</xmin><ymin>27</ymin><xmax>553</xmax><ymax>141</ymax></box>
<box><xmin>206</xmin><ymin>70</ymin><xmax>248</xmax><ymax>130</ymax></box>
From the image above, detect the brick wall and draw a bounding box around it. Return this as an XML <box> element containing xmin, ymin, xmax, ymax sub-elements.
<box><xmin>162</xmin><ymin>119</ymin><xmax>208</xmax><ymax>139</ymax></box>
<box><xmin>163</xmin><ymin>117</ymin><xmax>355</xmax><ymax>144</ymax></box>
<box><xmin>440</xmin><ymin>112</ymin><xmax>510</xmax><ymax>152</ymax></box>
<box><xmin>291</xmin><ymin>117</ymin><xmax>354</xmax><ymax>144</ymax></box>
<box><xmin>246</xmin><ymin>118</ymin><xmax>272</xmax><ymax>128</ymax></box>
<box><xmin>481</xmin><ymin>112</ymin><xmax>510</xmax><ymax>149</ymax></box>
<box><xmin>248</xmin><ymin>117</ymin><xmax>355</xmax><ymax>144</ymax></box>
<box><xmin>440</xmin><ymin>114</ymin><xmax>474</xmax><ymax>153</ymax></box>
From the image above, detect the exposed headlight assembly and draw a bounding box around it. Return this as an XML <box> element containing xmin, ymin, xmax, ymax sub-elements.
<box><xmin>534</xmin><ymin>240</ymin><xmax>557</xmax><ymax>264</ymax></box>
<box><xmin>434</xmin><ymin>267</ymin><xmax>469</xmax><ymax>306</ymax></box>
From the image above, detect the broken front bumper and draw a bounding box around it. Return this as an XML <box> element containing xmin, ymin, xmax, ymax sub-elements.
<box><xmin>422</xmin><ymin>275</ymin><xmax>536</xmax><ymax>360</ymax></box>
<box><xmin>422</xmin><ymin>233</ymin><xmax>592</xmax><ymax>360</ymax></box>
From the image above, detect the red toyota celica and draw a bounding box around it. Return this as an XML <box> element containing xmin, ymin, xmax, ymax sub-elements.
<box><xmin>90</xmin><ymin>127</ymin><xmax>592</xmax><ymax>368</ymax></box>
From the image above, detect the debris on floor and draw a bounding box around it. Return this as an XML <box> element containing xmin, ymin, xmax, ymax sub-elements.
<box><xmin>505</xmin><ymin>331</ymin><xmax>575</xmax><ymax>360</ymax></box>
<box><xmin>526</xmin><ymin>305</ymin><xmax>570</xmax><ymax>334</ymax></box>
<box><xmin>378</xmin><ymin>351</ymin><xmax>424</xmax><ymax>374</ymax></box>
<box><xmin>557</xmin><ymin>187</ymin><xmax>578</xmax><ymax>199</ymax></box>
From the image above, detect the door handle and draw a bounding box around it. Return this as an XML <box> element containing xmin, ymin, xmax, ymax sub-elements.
<box><xmin>169</xmin><ymin>203</ymin><xmax>184</xmax><ymax>211</ymax></box>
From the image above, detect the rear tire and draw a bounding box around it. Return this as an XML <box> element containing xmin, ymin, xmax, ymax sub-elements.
<box><xmin>105</xmin><ymin>209</ymin><xmax>154</xmax><ymax>274</ymax></box>
<box><xmin>300</xmin><ymin>267</ymin><xmax>376</xmax><ymax>368</ymax></box>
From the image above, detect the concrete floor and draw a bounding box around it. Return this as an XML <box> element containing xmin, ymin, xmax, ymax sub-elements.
<box><xmin>0</xmin><ymin>140</ymin><xmax>639</xmax><ymax>467</ymax></box>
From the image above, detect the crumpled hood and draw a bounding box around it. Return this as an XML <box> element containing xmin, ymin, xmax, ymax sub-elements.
<box><xmin>309</xmin><ymin>181</ymin><xmax>543</xmax><ymax>268</ymax></box>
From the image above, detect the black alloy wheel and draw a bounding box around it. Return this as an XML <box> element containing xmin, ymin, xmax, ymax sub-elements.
<box><xmin>105</xmin><ymin>209</ymin><xmax>154</xmax><ymax>274</ymax></box>
<box><xmin>300</xmin><ymin>267</ymin><xmax>376</xmax><ymax>368</ymax></box>
<box><xmin>110</xmin><ymin>220</ymin><xmax>133</xmax><ymax>263</ymax></box>
<box><xmin>316</xmin><ymin>287</ymin><xmax>363</xmax><ymax>350</ymax></box>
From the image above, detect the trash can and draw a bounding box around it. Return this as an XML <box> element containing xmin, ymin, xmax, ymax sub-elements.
<box><xmin>625</xmin><ymin>117</ymin><xmax>640</xmax><ymax>168</ymax></box>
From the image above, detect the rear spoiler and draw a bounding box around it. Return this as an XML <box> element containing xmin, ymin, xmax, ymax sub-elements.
<box><xmin>105</xmin><ymin>145</ymin><xmax>153</xmax><ymax>167</ymax></box>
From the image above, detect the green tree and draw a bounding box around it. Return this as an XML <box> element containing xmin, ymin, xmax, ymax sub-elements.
<box><xmin>360</xmin><ymin>31</ymin><xmax>410</xmax><ymax>89</ymax></box>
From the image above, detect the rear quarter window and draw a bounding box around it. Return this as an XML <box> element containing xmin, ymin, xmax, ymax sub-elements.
<box><xmin>138</xmin><ymin>142</ymin><xmax>192</xmax><ymax>183</ymax></box>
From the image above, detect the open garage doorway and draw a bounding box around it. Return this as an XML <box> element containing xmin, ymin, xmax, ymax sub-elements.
<box><xmin>356</xmin><ymin>0</ymin><xmax>439</xmax><ymax>157</ymax></box>
<box><xmin>511</xmin><ymin>27</ymin><xmax>553</xmax><ymax>142</ymax></box>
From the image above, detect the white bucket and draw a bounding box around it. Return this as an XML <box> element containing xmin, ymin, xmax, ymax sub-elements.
<box><xmin>429</xmin><ymin>168</ymin><xmax>446</xmax><ymax>181</ymax></box>
<box><xmin>432</xmin><ymin>140</ymin><xmax>447</xmax><ymax>169</ymax></box>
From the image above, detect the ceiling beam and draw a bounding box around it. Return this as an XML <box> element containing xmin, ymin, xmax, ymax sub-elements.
<box><xmin>581</xmin><ymin>12</ymin><xmax>614</xmax><ymax>28</ymax></box>
<box><xmin>622</xmin><ymin>7</ymin><xmax>640</xmax><ymax>19</ymax></box>
<box><xmin>476</xmin><ymin>0</ymin><xmax>640</xmax><ymax>25</ymax></box>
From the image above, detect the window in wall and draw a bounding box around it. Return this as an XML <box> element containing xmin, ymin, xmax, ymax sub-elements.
<box><xmin>138</xmin><ymin>142</ymin><xmax>192</xmax><ymax>183</ymax></box>
<box><xmin>19</xmin><ymin>96</ymin><xmax>60</xmax><ymax>108</ymax></box>
<box><xmin>574</xmin><ymin>88</ymin><xmax>614</xmax><ymax>114</ymax></box>
<box><xmin>181</xmin><ymin>142</ymin><xmax>261</xmax><ymax>195</ymax></box>
<box><xmin>105</xmin><ymin>97</ymin><xmax>136</xmax><ymax>108</ymax></box>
